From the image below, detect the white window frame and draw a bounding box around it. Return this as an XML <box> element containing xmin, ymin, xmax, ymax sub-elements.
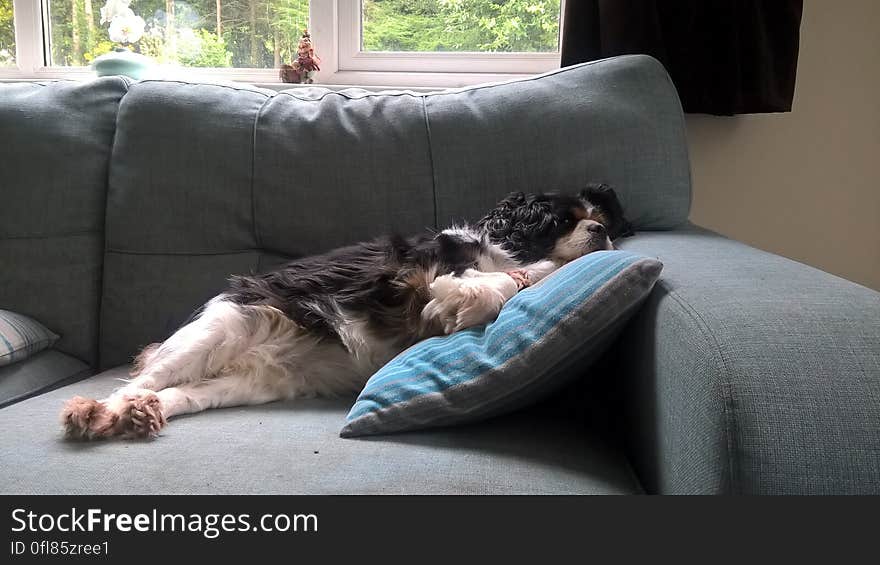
<box><xmin>1</xmin><ymin>0</ymin><xmax>563</xmax><ymax>88</ymax></box>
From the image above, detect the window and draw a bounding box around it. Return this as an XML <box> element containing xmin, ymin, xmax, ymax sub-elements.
<box><xmin>0</xmin><ymin>0</ymin><xmax>13</xmax><ymax>67</ymax></box>
<box><xmin>361</xmin><ymin>0</ymin><xmax>561</xmax><ymax>53</ymax></box>
<box><xmin>1</xmin><ymin>0</ymin><xmax>563</xmax><ymax>87</ymax></box>
<box><xmin>338</xmin><ymin>0</ymin><xmax>562</xmax><ymax>78</ymax></box>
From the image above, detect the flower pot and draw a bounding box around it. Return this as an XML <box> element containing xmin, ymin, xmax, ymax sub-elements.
<box><xmin>91</xmin><ymin>48</ymin><xmax>152</xmax><ymax>80</ymax></box>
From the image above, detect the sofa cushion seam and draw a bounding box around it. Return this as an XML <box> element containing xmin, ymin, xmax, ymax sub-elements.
<box><xmin>133</xmin><ymin>79</ymin><xmax>273</xmax><ymax>96</ymax></box>
<box><xmin>0</xmin><ymin>230</ymin><xmax>100</xmax><ymax>241</ymax></box>
<box><xmin>251</xmin><ymin>94</ymin><xmax>275</xmax><ymax>251</ymax></box>
<box><xmin>106</xmin><ymin>248</ymin><xmax>259</xmax><ymax>256</ymax></box>
<box><xmin>422</xmin><ymin>97</ymin><xmax>439</xmax><ymax>229</ymax></box>
<box><xmin>97</xmin><ymin>78</ymin><xmax>131</xmax><ymax>370</ymax></box>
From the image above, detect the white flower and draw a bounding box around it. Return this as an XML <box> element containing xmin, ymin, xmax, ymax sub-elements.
<box><xmin>108</xmin><ymin>14</ymin><xmax>146</xmax><ymax>44</ymax></box>
<box><xmin>100</xmin><ymin>0</ymin><xmax>134</xmax><ymax>25</ymax></box>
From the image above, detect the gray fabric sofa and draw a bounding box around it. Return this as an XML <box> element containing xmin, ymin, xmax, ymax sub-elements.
<box><xmin>1</xmin><ymin>55</ymin><xmax>877</xmax><ymax>494</ymax></box>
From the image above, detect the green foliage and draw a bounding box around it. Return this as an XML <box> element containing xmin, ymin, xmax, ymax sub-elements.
<box><xmin>268</xmin><ymin>0</ymin><xmax>310</xmax><ymax>64</ymax></box>
<box><xmin>0</xmin><ymin>0</ymin><xmax>14</xmax><ymax>66</ymax></box>
<box><xmin>83</xmin><ymin>40</ymin><xmax>115</xmax><ymax>62</ymax></box>
<box><xmin>364</xmin><ymin>0</ymin><xmax>561</xmax><ymax>52</ymax></box>
<box><xmin>363</xmin><ymin>0</ymin><xmax>447</xmax><ymax>52</ymax></box>
<box><xmin>178</xmin><ymin>28</ymin><xmax>232</xmax><ymax>67</ymax></box>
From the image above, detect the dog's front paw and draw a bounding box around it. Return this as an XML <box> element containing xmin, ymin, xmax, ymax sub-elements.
<box><xmin>424</xmin><ymin>270</ymin><xmax>518</xmax><ymax>334</ymax></box>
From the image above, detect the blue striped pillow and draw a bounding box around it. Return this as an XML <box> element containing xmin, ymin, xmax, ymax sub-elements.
<box><xmin>341</xmin><ymin>250</ymin><xmax>662</xmax><ymax>437</ymax></box>
<box><xmin>0</xmin><ymin>310</ymin><xmax>60</xmax><ymax>367</ymax></box>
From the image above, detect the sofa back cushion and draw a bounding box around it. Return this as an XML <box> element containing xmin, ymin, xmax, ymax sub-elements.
<box><xmin>0</xmin><ymin>78</ymin><xmax>129</xmax><ymax>366</ymax></box>
<box><xmin>99</xmin><ymin>54</ymin><xmax>691</xmax><ymax>368</ymax></box>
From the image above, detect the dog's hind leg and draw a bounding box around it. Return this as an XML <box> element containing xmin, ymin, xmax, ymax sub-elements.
<box><xmin>59</xmin><ymin>372</ymin><xmax>290</xmax><ymax>441</ymax></box>
<box><xmin>59</xmin><ymin>303</ymin><xmax>346</xmax><ymax>440</ymax></box>
<box><xmin>123</xmin><ymin>326</ymin><xmax>365</xmax><ymax>436</ymax></box>
<box><xmin>152</xmin><ymin>323</ymin><xmax>365</xmax><ymax>424</ymax></box>
<box><xmin>61</xmin><ymin>301</ymin><xmax>290</xmax><ymax>440</ymax></box>
<box><xmin>96</xmin><ymin>347</ymin><xmax>351</xmax><ymax>437</ymax></box>
<box><xmin>121</xmin><ymin>296</ymin><xmax>257</xmax><ymax>393</ymax></box>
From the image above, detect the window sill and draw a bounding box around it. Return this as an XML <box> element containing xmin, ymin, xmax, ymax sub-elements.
<box><xmin>0</xmin><ymin>66</ymin><xmax>550</xmax><ymax>92</ymax></box>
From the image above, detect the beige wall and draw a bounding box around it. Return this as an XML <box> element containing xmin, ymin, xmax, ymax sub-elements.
<box><xmin>686</xmin><ymin>0</ymin><xmax>880</xmax><ymax>291</ymax></box>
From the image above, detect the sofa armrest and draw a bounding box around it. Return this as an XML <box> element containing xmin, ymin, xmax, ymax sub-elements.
<box><xmin>614</xmin><ymin>226</ymin><xmax>880</xmax><ymax>494</ymax></box>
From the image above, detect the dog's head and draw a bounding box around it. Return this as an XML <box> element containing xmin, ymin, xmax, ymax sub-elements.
<box><xmin>477</xmin><ymin>183</ymin><xmax>633</xmax><ymax>264</ymax></box>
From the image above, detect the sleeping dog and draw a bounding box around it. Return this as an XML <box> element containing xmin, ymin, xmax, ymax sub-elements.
<box><xmin>61</xmin><ymin>184</ymin><xmax>632</xmax><ymax>440</ymax></box>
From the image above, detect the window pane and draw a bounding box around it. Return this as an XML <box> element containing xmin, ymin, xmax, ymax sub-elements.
<box><xmin>0</xmin><ymin>0</ymin><xmax>14</xmax><ymax>67</ymax></box>
<box><xmin>48</xmin><ymin>1</ymin><xmax>309</xmax><ymax>68</ymax></box>
<box><xmin>362</xmin><ymin>0</ymin><xmax>561</xmax><ymax>53</ymax></box>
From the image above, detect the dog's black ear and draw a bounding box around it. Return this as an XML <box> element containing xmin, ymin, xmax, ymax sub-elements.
<box><xmin>481</xmin><ymin>192</ymin><xmax>554</xmax><ymax>234</ymax></box>
<box><xmin>579</xmin><ymin>183</ymin><xmax>634</xmax><ymax>239</ymax></box>
<box><xmin>478</xmin><ymin>192</ymin><xmax>556</xmax><ymax>262</ymax></box>
<box><xmin>518</xmin><ymin>195</ymin><xmax>555</xmax><ymax>234</ymax></box>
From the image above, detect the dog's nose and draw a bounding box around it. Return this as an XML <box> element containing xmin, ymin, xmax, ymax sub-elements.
<box><xmin>587</xmin><ymin>223</ymin><xmax>606</xmax><ymax>236</ymax></box>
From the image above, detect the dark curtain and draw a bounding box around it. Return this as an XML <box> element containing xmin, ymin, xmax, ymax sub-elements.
<box><xmin>561</xmin><ymin>0</ymin><xmax>804</xmax><ymax>115</ymax></box>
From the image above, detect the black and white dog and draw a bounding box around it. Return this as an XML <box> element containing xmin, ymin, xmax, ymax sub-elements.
<box><xmin>61</xmin><ymin>184</ymin><xmax>631</xmax><ymax>440</ymax></box>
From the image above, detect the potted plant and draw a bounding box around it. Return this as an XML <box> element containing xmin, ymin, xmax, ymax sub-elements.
<box><xmin>91</xmin><ymin>0</ymin><xmax>151</xmax><ymax>79</ymax></box>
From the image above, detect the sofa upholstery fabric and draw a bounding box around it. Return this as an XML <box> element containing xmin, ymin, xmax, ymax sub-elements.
<box><xmin>615</xmin><ymin>226</ymin><xmax>880</xmax><ymax>494</ymax></box>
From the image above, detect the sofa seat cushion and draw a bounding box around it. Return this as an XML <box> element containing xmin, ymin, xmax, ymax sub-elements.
<box><xmin>0</xmin><ymin>366</ymin><xmax>641</xmax><ymax>494</ymax></box>
<box><xmin>0</xmin><ymin>350</ymin><xmax>91</xmax><ymax>409</ymax></box>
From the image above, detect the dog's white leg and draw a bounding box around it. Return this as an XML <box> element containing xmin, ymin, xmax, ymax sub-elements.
<box><xmin>422</xmin><ymin>269</ymin><xmax>519</xmax><ymax>334</ymax></box>
<box><xmin>60</xmin><ymin>304</ymin><xmax>364</xmax><ymax>440</ymax></box>
<box><xmin>119</xmin><ymin>335</ymin><xmax>365</xmax><ymax>434</ymax></box>
<box><xmin>422</xmin><ymin>260</ymin><xmax>561</xmax><ymax>334</ymax></box>
<box><xmin>121</xmin><ymin>297</ymin><xmax>258</xmax><ymax>394</ymax></box>
<box><xmin>121</xmin><ymin>338</ymin><xmax>362</xmax><ymax>433</ymax></box>
<box><xmin>61</xmin><ymin>301</ymin><xmax>299</xmax><ymax>440</ymax></box>
<box><xmin>60</xmin><ymin>371</ymin><xmax>290</xmax><ymax>441</ymax></box>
